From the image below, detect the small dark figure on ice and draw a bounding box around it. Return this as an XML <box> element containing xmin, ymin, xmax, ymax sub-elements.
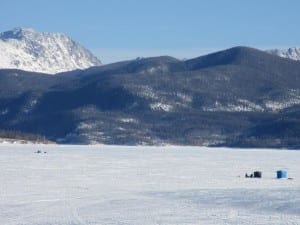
<box><xmin>245</xmin><ymin>171</ymin><xmax>261</xmax><ymax>178</ymax></box>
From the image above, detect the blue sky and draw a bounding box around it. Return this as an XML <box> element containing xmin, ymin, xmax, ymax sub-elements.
<box><xmin>1</xmin><ymin>0</ymin><xmax>300</xmax><ymax>63</ymax></box>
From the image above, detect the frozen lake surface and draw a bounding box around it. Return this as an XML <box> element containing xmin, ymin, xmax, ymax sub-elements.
<box><xmin>0</xmin><ymin>145</ymin><xmax>299</xmax><ymax>225</ymax></box>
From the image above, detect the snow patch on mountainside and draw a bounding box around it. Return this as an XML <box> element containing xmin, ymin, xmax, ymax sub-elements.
<box><xmin>119</xmin><ymin>118</ymin><xmax>139</xmax><ymax>123</ymax></box>
<box><xmin>202</xmin><ymin>99</ymin><xmax>265</xmax><ymax>112</ymax></box>
<box><xmin>267</xmin><ymin>47</ymin><xmax>300</xmax><ymax>61</ymax></box>
<box><xmin>0</xmin><ymin>28</ymin><xmax>101</xmax><ymax>74</ymax></box>
<box><xmin>263</xmin><ymin>89</ymin><xmax>300</xmax><ymax>111</ymax></box>
<box><xmin>150</xmin><ymin>102</ymin><xmax>173</xmax><ymax>112</ymax></box>
<box><xmin>202</xmin><ymin>90</ymin><xmax>300</xmax><ymax>113</ymax></box>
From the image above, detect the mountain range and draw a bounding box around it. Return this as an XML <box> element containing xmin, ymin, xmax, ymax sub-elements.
<box><xmin>0</xmin><ymin>43</ymin><xmax>299</xmax><ymax>148</ymax></box>
<box><xmin>0</xmin><ymin>28</ymin><xmax>101</xmax><ymax>74</ymax></box>
<box><xmin>0</xmin><ymin>28</ymin><xmax>300</xmax><ymax>75</ymax></box>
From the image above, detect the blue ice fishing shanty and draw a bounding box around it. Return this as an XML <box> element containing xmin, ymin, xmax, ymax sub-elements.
<box><xmin>277</xmin><ymin>170</ymin><xmax>287</xmax><ymax>179</ymax></box>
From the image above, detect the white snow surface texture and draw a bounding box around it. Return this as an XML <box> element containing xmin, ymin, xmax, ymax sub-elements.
<box><xmin>0</xmin><ymin>28</ymin><xmax>101</xmax><ymax>74</ymax></box>
<box><xmin>0</xmin><ymin>145</ymin><xmax>299</xmax><ymax>225</ymax></box>
<box><xmin>268</xmin><ymin>47</ymin><xmax>300</xmax><ymax>61</ymax></box>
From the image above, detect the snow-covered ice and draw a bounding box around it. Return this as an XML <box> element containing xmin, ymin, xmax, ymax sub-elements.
<box><xmin>0</xmin><ymin>145</ymin><xmax>299</xmax><ymax>225</ymax></box>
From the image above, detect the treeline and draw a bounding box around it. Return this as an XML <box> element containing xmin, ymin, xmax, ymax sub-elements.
<box><xmin>0</xmin><ymin>130</ymin><xmax>50</xmax><ymax>143</ymax></box>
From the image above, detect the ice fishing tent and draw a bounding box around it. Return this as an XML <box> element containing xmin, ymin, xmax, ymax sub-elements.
<box><xmin>253</xmin><ymin>171</ymin><xmax>262</xmax><ymax>178</ymax></box>
<box><xmin>277</xmin><ymin>170</ymin><xmax>287</xmax><ymax>179</ymax></box>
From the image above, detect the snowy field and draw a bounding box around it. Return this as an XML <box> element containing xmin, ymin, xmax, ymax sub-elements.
<box><xmin>0</xmin><ymin>145</ymin><xmax>299</xmax><ymax>225</ymax></box>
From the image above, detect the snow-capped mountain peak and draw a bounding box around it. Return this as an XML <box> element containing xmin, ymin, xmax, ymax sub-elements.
<box><xmin>0</xmin><ymin>28</ymin><xmax>102</xmax><ymax>74</ymax></box>
<box><xmin>0</xmin><ymin>27</ymin><xmax>38</xmax><ymax>40</ymax></box>
<box><xmin>267</xmin><ymin>47</ymin><xmax>300</xmax><ymax>61</ymax></box>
